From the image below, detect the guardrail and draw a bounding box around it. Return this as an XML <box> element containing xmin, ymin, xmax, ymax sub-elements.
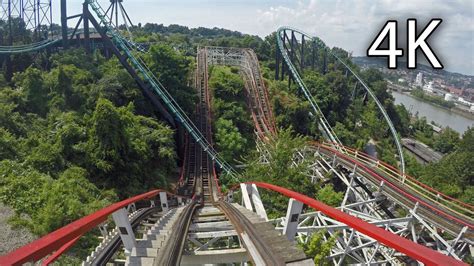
<box><xmin>244</xmin><ymin>181</ymin><xmax>467</xmax><ymax>266</ymax></box>
<box><xmin>0</xmin><ymin>190</ymin><xmax>188</xmax><ymax>266</ymax></box>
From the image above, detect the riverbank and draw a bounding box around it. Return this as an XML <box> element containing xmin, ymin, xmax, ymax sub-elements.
<box><xmin>390</xmin><ymin>90</ymin><xmax>474</xmax><ymax>133</ymax></box>
<box><xmin>391</xmin><ymin>90</ymin><xmax>474</xmax><ymax>120</ymax></box>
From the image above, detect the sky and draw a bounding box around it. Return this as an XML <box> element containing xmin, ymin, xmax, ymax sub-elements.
<box><xmin>53</xmin><ymin>0</ymin><xmax>473</xmax><ymax>75</ymax></box>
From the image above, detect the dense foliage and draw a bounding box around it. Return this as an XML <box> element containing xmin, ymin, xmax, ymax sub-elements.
<box><xmin>410</xmin><ymin>128</ymin><xmax>474</xmax><ymax>204</ymax></box>
<box><xmin>208</xmin><ymin>66</ymin><xmax>254</xmax><ymax>164</ymax></box>
<box><xmin>0</xmin><ymin>45</ymin><xmax>193</xmax><ymax>260</ymax></box>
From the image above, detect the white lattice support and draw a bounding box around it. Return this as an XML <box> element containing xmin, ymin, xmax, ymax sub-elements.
<box><xmin>112</xmin><ymin>208</ymin><xmax>136</xmax><ymax>254</ymax></box>
<box><xmin>409</xmin><ymin>210</ymin><xmax>461</xmax><ymax>260</ymax></box>
<box><xmin>447</xmin><ymin>226</ymin><xmax>468</xmax><ymax>256</ymax></box>
<box><xmin>283</xmin><ymin>198</ymin><xmax>303</xmax><ymax>241</ymax></box>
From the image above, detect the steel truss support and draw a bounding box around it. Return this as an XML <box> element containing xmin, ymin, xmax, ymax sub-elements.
<box><xmin>290</xmin><ymin>146</ymin><xmax>472</xmax><ymax>263</ymax></box>
<box><xmin>232</xmin><ymin>143</ymin><xmax>472</xmax><ymax>264</ymax></box>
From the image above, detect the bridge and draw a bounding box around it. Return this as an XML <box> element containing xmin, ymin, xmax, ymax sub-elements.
<box><xmin>0</xmin><ymin>1</ymin><xmax>472</xmax><ymax>265</ymax></box>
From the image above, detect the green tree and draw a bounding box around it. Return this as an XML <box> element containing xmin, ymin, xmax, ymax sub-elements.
<box><xmin>215</xmin><ymin>118</ymin><xmax>247</xmax><ymax>163</ymax></box>
<box><xmin>433</xmin><ymin>127</ymin><xmax>460</xmax><ymax>154</ymax></box>
<box><xmin>300</xmin><ymin>231</ymin><xmax>337</xmax><ymax>265</ymax></box>
<box><xmin>86</xmin><ymin>98</ymin><xmax>129</xmax><ymax>173</ymax></box>
<box><xmin>317</xmin><ymin>184</ymin><xmax>343</xmax><ymax>207</ymax></box>
<box><xmin>145</xmin><ymin>44</ymin><xmax>195</xmax><ymax>113</ymax></box>
<box><xmin>13</xmin><ymin>67</ymin><xmax>48</xmax><ymax>116</ymax></box>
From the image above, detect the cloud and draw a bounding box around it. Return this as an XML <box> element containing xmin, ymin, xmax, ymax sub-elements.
<box><xmin>255</xmin><ymin>0</ymin><xmax>473</xmax><ymax>75</ymax></box>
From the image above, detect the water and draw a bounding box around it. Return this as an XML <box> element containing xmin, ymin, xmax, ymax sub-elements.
<box><xmin>391</xmin><ymin>91</ymin><xmax>474</xmax><ymax>134</ymax></box>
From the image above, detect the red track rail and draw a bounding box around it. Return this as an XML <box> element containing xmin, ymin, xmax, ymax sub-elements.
<box><xmin>0</xmin><ymin>190</ymin><xmax>187</xmax><ymax>266</ymax></box>
<box><xmin>246</xmin><ymin>182</ymin><xmax>467</xmax><ymax>266</ymax></box>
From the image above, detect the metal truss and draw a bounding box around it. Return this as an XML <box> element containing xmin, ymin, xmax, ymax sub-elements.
<box><xmin>244</xmin><ymin>141</ymin><xmax>472</xmax><ymax>264</ymax></box>
<box><xmin>0</xmin><ymin>0</ymin><xmax>52</xmax><ymax>35</ymax></box>
<box><xmin>275</xmin><ymin>27</ymin><xmax>406</xmax><ymax>173</ymax></box>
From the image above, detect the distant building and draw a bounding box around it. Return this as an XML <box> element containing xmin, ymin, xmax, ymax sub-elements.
<box><xmin>444</xmin><ymin>93</ymin><xmax>454</xmax><ymax>101</ymax></box>
<box><xmin>423</xmin><ymin>81</ymin><xmax>434</xmax><ymax>93</ymax></box>
<box><xmin>457</xmin><ymin>97</ymin><xmax>474</xmax><ymax>107</ymax></box>
<box><xmin>447</xmin><ymin>86</ymin><xmax>463</xmax><ymax>96</ymax></box>
<box><xmin>415</xmin><ymin>72</ymin><xmax>423</xmax><ymax>87</ymax></box>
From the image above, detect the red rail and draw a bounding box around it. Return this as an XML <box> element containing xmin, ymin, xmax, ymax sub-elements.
<box><xmin>0</xmin><ymin>190</ymin><xmax>187</xmax><ymax>266</ymax></box>
<box><xmin>247</xmin><ymin>181</ymin><xmax>467</xmax><ymax>266</ymax></box>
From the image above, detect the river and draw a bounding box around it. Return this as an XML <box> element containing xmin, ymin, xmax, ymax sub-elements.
<box><xmin>391</xmin><ymin>91</ymin><xmax>474</xmax><ymax>134</ymax></box>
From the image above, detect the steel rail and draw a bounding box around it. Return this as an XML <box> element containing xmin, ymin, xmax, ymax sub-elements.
<box><xmin>154</xmin><ymin>202</ymin><xmax>198</xmax><ymax>265</ymax></box>
<box><xmin>0</xmin><ymin>29</ymin><xmax>97</xmax><ymax>54</ymax></box>
<box><xmin>86</xmin><ymin>206</ymin><xmax>160</xmax><ymax>265</ymax></box>
<box><xmin>245</xmin><ymin>182</ymin><xmax>467</xmax><ymax>266</ymax></box>
<box><xmin>314</xmin><ymin>144</ymin><xmax>474</xmax><ymax>230</ymax></box>
<box><xmin>0</xmin><ymin>190</ymin><xmax>167</xmax><ymax>265</ymax></box>
<box><xmin>321</xmin><ymin>141</ymin><xmax>474</xmax><ymax>214</ymax></box>
<box><xmin>276</xmin><ymin>26</ymin><xmax>405</xmax><ymax>174</ymax></box>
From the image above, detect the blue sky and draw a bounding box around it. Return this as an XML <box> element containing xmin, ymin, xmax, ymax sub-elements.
<box><xmin>53</xmin><ymin>0</ymin><xmax>473</xmax><ymax>75</ymax></box>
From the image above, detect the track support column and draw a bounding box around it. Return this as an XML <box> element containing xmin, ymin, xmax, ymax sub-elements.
<box><xmin>283</xmin><ymin>198</ymin><xmax>303</xmax><ymax>241</ymax></box>
<box><xmin>159</xmin><ymin>191</ymin><xmax>169</xmax><ymax>212</ymax></box>
<box><xmin>112</xmin><ymin>208</ymin><xmax>136</xmax><ymax>253</ymax></box>
<box><xmin>83</xmin><ymin>2</ymin><xmax>91</xmax><ymax>53</ymax></box>
<box><xmin>275</xmin><ymin>50</ymin><xmax>280</xmax><ymax>80</ymax></box>
<box><xmin>60</xmin><ymin>0</ymin><xmax>68</xmax><ymax>48</ymax></box>
<box><xmin>250</xmin><ymin>184</ymin><xmax>268</xmax><ymax>221</ymax></box>
<box><xmin>240</xmin><ymin>184</ymin><xmax>253</xmax><ymax>211</ymax></box>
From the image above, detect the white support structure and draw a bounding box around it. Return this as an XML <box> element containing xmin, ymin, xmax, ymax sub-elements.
<box><xmin>159</xmin><ymin>191</ymin><xmax>169</xmax><ymax>212</ymax></box>
<box><xmin>250</xmin><ymin>184</ymin><xmax>268</xmax><ymax>221</ymax></box>
<box><xmin>283</xmin><ymin>198</ymin><xmax>303</xmax><ymax>241</ymax></box>
<box><xmin>248</xmin><ymin>141</ymin><xmax>473</xmax><ymax>264</ymax></box>
<box><xmin>240</xmin><ymin>183</ymin><xmax>253</xmax><ymax>212</ymax></box>
<box><xmin>112</xmin><ymin>208</ymin><xmax>136</xmax><ymax>253</ymax></box>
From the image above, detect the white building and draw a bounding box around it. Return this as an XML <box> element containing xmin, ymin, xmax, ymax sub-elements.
<box><xmin>423</xmin><ymin>81</ymin><xmax>434</xmax><ymax>93</ymax></box>
<box><xmin>444</xmin><ymin>93</ymin><xmax>454</xmax><ymax>101</ymax></box>
<box><xmin>415</xmin><ymin>72</ymin><xmax>423</xmax><ymax>87</ymax></box>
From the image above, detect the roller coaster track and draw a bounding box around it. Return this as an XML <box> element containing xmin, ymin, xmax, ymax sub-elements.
<box><xmin>276</xmin><ymin>26</ymin><xmax>406</xmax><ymax>174</ymax></box>
<box><xmin>0</xmin><ymin>38</ymin><xmax>60</xmax><ymax>54</ymax></box>
<box><xmin>203</xmin><ymin>33</ymin><xmax>473</xmax><ymax>263</ymax></box>
<box><xmin>0</xmin><ymin>1</ymin><xmax>473</xmax><ymax>264</ymax></box>
<box><xmin>205</xmin><ymin>46</ymin><xmax>277</xmax><ymax>138</ymax></box>
<box><xmin>84</xmin><ymin>0</ymin><xmax>239</xmax><ymax>180</ymax></box>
